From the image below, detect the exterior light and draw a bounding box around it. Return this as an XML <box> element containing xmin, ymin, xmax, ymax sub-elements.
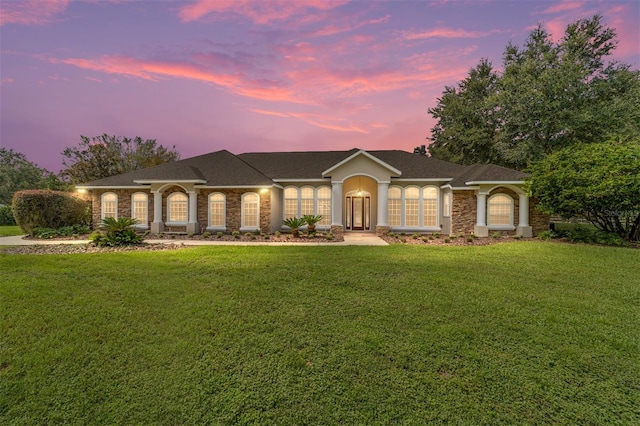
<box><xmin>77</xmin><ymin>188</ymin><xmax>87</xmax><ymax>194</ymax></box>
<box><xmin>260</xmin><ymin>188</ymin><xmax>269</xmax><ymax>194</ymax></box>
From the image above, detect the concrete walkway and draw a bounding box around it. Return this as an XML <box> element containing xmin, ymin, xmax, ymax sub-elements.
<box><xmin>0</xmin><ymin>232</ymin><xmax>388</xmax><ymax>247</ymax></box>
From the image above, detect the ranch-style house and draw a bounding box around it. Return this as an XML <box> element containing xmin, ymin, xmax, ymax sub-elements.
<box><xmin>77</xmin><ymin>148</ymin><xmax>549</xmax><ymax>238</ymax></box>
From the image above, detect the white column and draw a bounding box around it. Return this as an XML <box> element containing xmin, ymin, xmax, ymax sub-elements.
<box><xmin>151</xmin><ymin>190</ymin><xmax>164</xmax><ymax>233</ymax></box>
<box><xmin>518</xmin><ymin>194</ymin><xmax>529</xmax><ymax>227</ymax></box>
<box><xmin>187</xmin><ymin>190</ymin><xmax>199</xmax><ymax>234</ymax></box>
<box><xmin>476</xmin><ymin>193</ymin><xmax>486</xmax><ymax>226</ymax></box>
<box><xmin>377</xmin><ymin>182</ymin><xmax>389</xmax><ymax>226</ymax></box>
<box><xmin>474</xmin><ymin>192</ymin><xmax>488</xmax><ymax>237</ymax></box>
<box><xmin>517</xmin><ymin>193</ymin><xmax>533</xmax><ymax>237</ymax></box>
<box><xmin>331</xmin><ymin>182</ymin><xmax>343</xmax><ymax>226</ymax></box>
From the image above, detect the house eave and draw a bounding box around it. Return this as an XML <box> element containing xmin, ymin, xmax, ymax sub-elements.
<box><xmin>465</xmin><ymin>180</ymin><xmax>525</xmax><ymax>186</ymax></box>
<box><xmin>76</xmin><ymin>185</ymin><xmax>148</xmax><ymax>190</ymax></box>
<box><xmin>134</xmin><ymin>179</ymin><xmax>208</xmax><ymax>184</ymax></box>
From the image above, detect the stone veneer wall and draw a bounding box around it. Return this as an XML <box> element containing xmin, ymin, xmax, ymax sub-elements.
<box><xmin>451</xmin><ymin>188</ymin><xmax>549</xmax><ymax>236</ymax></box>
<box><xmin>90</xmin><ymin>189</ymin><xmax>152</xmax><ymax>230</ymax></box>
<box><xmin>530</xmin><ymin>199</ymin><xmax>550</xmax><ymax>236</ymax></box>
<box><xmin>91</xmin><ymin>187</ymin><xmax>271</xmax><ymax>234</ymax></box>
<box><xmin>197</xmin><ymin>188</ymin><xmax>271</xmax><ymax>234</ymax></box>
<box><xmin>450</xmin><ymin>190</ymin><xmax>476</xmax><ymax>235</ymax></box>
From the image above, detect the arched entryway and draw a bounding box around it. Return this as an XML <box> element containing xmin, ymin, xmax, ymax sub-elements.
<box><xmin>343</xmin><ymin>175</ymin><xmax>377</xmax><ymax>232</ymax></box>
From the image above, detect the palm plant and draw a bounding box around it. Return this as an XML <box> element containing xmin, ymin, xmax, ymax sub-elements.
<box><xmin>302</xmin><ymin>214</ymin><xmax>323</xmax><ymax>233</ymax></box>
<box><xmin>92</xmin><ymin>216</ymin><xmax>141</xmax><ymax>247</ymax></box>
<box><xmin>283</xmin><ymin>217</ymin><xmax>306</xmax><ymax>237</ymax></box>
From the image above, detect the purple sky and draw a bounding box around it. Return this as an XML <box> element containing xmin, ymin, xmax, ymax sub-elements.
<box><xmin>1</xmin><ymin>0</ymin><xmax>638</xmax><ymax>173</ymax></box>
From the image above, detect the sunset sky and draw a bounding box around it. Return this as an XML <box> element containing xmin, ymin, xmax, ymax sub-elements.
<box><xmin>1</xmin><ymin>0</ymin><xmax>638</xmax><ymax>173</ymax></box>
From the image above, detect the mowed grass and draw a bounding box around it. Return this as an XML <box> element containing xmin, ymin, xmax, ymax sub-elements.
<box><xmin>0</xmin><ymin>226</ymin><xmax>22</xmax><ymax>237</ymax></box>
<box><xmin>1</xmin><ymin>243</ymin><xmax>639</xmax><ymax>424</ymax></box>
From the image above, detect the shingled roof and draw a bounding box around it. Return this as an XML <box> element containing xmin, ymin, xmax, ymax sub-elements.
<box><xmin>79</xmin><ymin>150</ymin><xmax>273</xmax><ymax>187</ymax></box>
<box><xmin>79</xmin><ymin>148</ymin><xmax>526</xmax><ymax>188</ymax></box>
<box><xmin>449</xmin><ymin>163</ymin><xmax>529</xmax><ymax>187</ymax></box>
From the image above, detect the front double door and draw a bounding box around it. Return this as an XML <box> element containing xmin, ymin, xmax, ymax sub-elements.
<box><xmin>346</xmin><ymin>195</ymin><xmax>370</xmax><ymax>231</ymax></box>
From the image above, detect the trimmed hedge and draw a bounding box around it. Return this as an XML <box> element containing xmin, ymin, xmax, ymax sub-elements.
<box><xmin>0</xmin><ymin>205</ymin><xmax>16</xmax><ymax>226</ymax></box>
<box><xmin>12</xmin><ymin>190</ymin><xmax>90</xmax><ymax>235</ymax></box>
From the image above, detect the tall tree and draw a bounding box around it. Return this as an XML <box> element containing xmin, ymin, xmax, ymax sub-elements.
<box><xmin>0</xmin><ymin>148</ymin><xmax>65</xmax><ymax>205</ymax></box>
<box><xmin>61</xmin><ymin>135</ymin><xmax>180</xmax><ymax>184</ymax></box>
<box><xmin>428</xmin><ymin>15</ymin><xmax>640</xmax><ymax>169</ymax></box>
<box><xmin>427</xmin><ymin>58</ymin><xmax>499</xmax><ymax>165</ymax></box>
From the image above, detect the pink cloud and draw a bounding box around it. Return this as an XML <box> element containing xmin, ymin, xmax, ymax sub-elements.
<box><xmin>0</xmin><ymin>0</ymin><xmax>69</xmax><ymax>26</ymax></box>
<box><xmin>251</xmin><ymin>108</ymin><xmax>368</xmax><ymax>133</ymax></box>
<box><xmin>537</xmin><ymin>0</ymin><xmax>585</xmax><ymax>15</ymax></box>
<box><xmin>401</xmin><ymin>27</ymin><xmax>502</xmax><ymax>40</ymax></box>
<box><xmin>0</xmin><ymin>77</ymin><xmax>16</xmax><ymax>85</ymax></box>
<box><xmin>178</xmin><ymin>0</ymin><xmax>349</xmax><ymax>24</ymax></box>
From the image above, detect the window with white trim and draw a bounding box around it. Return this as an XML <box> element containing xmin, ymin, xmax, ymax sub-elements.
<box><xmin>300</xmin><ymin>187</ymin><xmax>315</xmax><ymax>216</ymax></box>
<box><xmin>242</xmin><ymin>192</ymin><xmax>260</xmax><ymax>229</ymax></box>
<box><xmin>422</xmin><ymin>187</ymin><xmax>438</xmax><ymax>227</ymax></box>
<box><xmin>388</xmin><ymin>187</ymin><xmax>402</xmax><ymax>226</ymax></box>
<box><xmin>404</xmin><ymin>187</ymin><xmax>420</xmax><ymax>227</ymax></box>
<box><xmin>488</xmin><ymin>194</ymin><xmax>513</xmax><ymax>226</ymax></box>
<box><xmin>132</xmin><ymin>192</ymin><xmax>148</xmax><ymax>226</ymax></box>
<box><xmin>443</xmin><ymin>192</ymin><xmax>451</xmax><ymax>217</ymax></box>
<box><xmin>208</xmin><ymin>193</ymin><xmax>226</xmax><ymax>228</ymax></box>
<box><xmin>167</xmin><ymin>193</ymin><xmax>188</xmax><ymax>223</ymax></box>
<box><xmin>284</xmin><ymin>187</ymin><xmax>298</xmax><ymax>220</ymax></box>
<box><xmin>101</xmin><ymin>192</ymin><xmax>117</xmax><ymax>219</ymax></box>
<box><xmin>317</xmin><ymin>186</ymin><xmax>331</xmax><ymax>226</ymax></box>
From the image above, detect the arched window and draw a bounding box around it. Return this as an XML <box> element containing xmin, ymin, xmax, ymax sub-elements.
<box><xmin>300</xmin><ymin>187</ymin><xmax>315</xmax><ymax>216</ymax></box>
<box><xmin>404</xmin><ymin>186</ymin><xmax>420</xmax><ymax>227</ymax></box>
<box><xmin>101</xmin><ymin>192</ymin><xmax>117</xmax><ymax>219</ymax></box>
<box><xmin>167</xmin><ymin>193</ymin><xmax>188</xmax><ymax>223</ymax></box>
<box><xmin>242</xmin><ymin>193</ymin><xmax>260</xmax><ymax>230</ymax></box>
<box><xmin>131</xmin><ymin>192</ymin><xmax>148</xmax><ymax>226</ymax></box>
<box><xmin>488</xmin><ymin>194</ymin><xmax>513</xmax><ymax>227</ymax></box>
<box><xmin>209</xmin><ymin>193</ymin><xmax>226</xmax><ymax>229</ymax></box>
<box><xmin>422</xmin><ymin>186</ymin><xmax>438</xmax><ymax>227</ymax></box>
<box><xmin>317</xmin><ymin>186</ymin><xmax>331</xmax><ymax>226</ymax></box>
<box><xmin>284</xmin><ymin>187</ymin><xmax>298</xmax><ymax>220</ymax></box>
<box><xmin>388</xmin><ymin>187</ymin><xmax>402</xmax><ymax>227</ymax></box>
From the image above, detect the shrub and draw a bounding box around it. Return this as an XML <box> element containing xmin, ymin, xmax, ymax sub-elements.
<box><xmin>412</xmin><ymin>233</ymin><xmax>420</xmax><ymax>239</ymax></box>
<box><xmin>537</xmin><ymin>230</ymin><xmax>557</xmax><ymax>241</ymax></box>
<box><xmin>491</xmin><ymin>232</ymin><xmax>501</xmax><ymax>239</ymax></box>
<box><xmin>232</xmin><ymin>230</ymin><xmax>240</xmax><ymax>237</ymax></box>
<box><xmin>274</xmin><ymin>231</ymin><xmax>281</xmax><ymax>237</ymax></box>
<box><xmin>444</xmin><ymin>237</ymin><xmax>451</xmax><ymax>243</ymax></box>
<box><xmin>466</xmin><ymin>237</ymin><xmax>474</xmax><ymax>243</ymax></box>
<box><xmin>12</xmin><ymin>190</ymin><xmax>89</xmax><ymax>235</ymax></box>
<box><xmin>32</xmin><ymin>224</ymin><xmax>90</xmax><ymax>239</ymax></box>
<box><xmin>513</xmin><ymin>234</ymin><xmax>523</xmax><ymax>240</ymax></box>
<box><xmin>91</xmin><ymin>217</ymin><xmax>142</xmax><ymax>247</ymax></box>
<box><xmin>202</xmin><ymin>232</ymin><xmax>211</xmax><ymax>239</ymax></box>
<box><xmin>326</xmin><ymin>233</ymin><xmax>333</xmax><ymax>241</ymax></box>
<box><xmin>245</xmin><ymin>232</ymin><xmax>252</xmax><ymax>238</ymax></box>
<box><xmin>0</xmin><ymin>205</ymin><xmax>16</xmax><ymax>225</ymax></box>
<box><xmin>433</xmin><ymin>232</ymin><xmax>441</xmax><ymax>239</ymax></box>
<box><xmin>217</xmin><ymin>231</ymin><xmax>224</xmax><ymax>238</ymax></box>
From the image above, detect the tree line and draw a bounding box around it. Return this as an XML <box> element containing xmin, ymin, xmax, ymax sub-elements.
<box><xmin>0</xmin><ymin>135</ymin><xmax>180</xmax><ymax>206</ymax></box>
<box><xmin>420</xmin><ymin>15</ymin><xmax>639</xmax><ymax>241</ymax></box>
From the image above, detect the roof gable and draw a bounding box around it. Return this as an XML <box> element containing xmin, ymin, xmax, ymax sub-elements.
<box><xmin>322</xmin><ymin>149</ymin><xmax>401</xmax><ymax>177</ymax></box>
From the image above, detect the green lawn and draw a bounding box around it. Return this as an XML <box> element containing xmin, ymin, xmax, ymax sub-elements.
<box><xmin>1</xmin><ymin>243</ymin><xmax>638</xmax><ymax>424</ymax></box>
<box><xmin>0</xmin><ymin>226</ymin><xmax>22</xmax><ymax>237</ymax></box>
